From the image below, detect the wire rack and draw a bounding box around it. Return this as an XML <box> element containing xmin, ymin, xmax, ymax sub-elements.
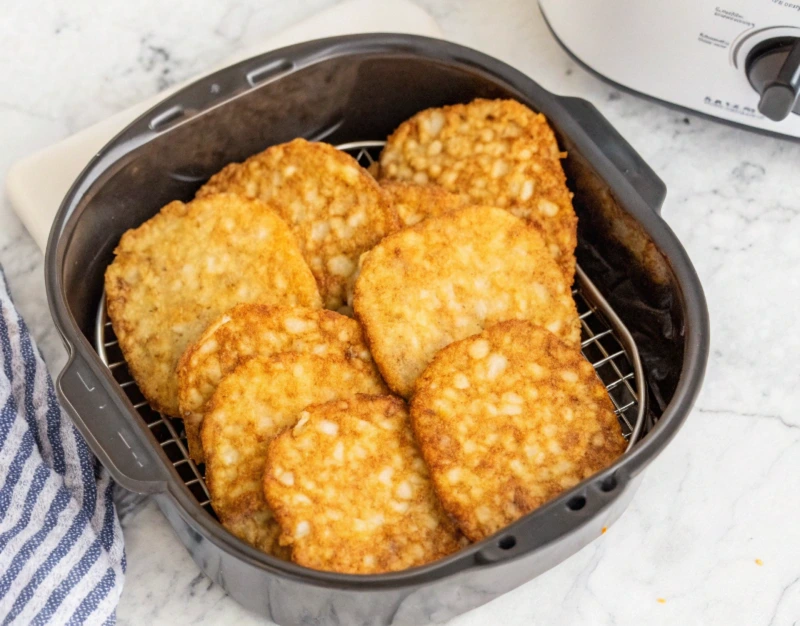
<box><xmin>95</xmin><ymin>141</ymin><xmax>647</xmax><ymax>515</ymax></box>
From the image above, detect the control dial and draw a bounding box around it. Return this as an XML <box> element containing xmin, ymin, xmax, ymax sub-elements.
<box><xmin>746</xmin><ymin>37</ymin><xmax>800</xmax><ymax>121</ymax></box>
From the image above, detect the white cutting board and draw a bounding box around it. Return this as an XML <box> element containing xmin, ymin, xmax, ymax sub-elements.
<box><xmin>6</xmin><ymin>0</ymin><xmax>443</xmax><ymax>252</ymax></box>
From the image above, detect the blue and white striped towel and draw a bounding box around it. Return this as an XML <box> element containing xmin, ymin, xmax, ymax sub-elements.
<box><xmin>0</xmin><ymin>270</ymin><xmax>125</xmax><ymax>625</ymax></box>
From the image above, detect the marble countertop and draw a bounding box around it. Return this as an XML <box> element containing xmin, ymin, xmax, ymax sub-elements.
<box><xmin>2</xmin><ymin>1</ymin><xmax>799</xmax><ymax>624</ymax></box>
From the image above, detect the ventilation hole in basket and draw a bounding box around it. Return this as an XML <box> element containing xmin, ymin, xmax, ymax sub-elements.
<box><xmin>498</xmin><ymin>536</ymin><xmax>516</xmax><ymax>550</ymax></box>
<box><xmin>245</xmin><ymin>59</ymin><xmax>294</xmax><ymax>88</ymax></box>
<box><xmin>149</xmin><ymin>105</ymin><xmax>185</xmax><ymax>132</ymax></box>
<box><xmin>600</xmin><ymin>476</ymin><xmax>617</xmax><ymax>493</ymax></box>
<box><xmin>567</xmin><ymin>495</ymin><xmax>587</xmax><ymax>511</ymax></box>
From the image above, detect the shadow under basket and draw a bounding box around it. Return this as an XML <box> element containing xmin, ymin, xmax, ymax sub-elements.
<box><xmin>46</xmin><ymin>34</ymin><xmax>709</xmax><ymax>626</ymax></box>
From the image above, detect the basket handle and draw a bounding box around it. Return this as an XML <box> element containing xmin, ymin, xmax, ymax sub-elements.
<box><xmin>558</xmin><ymin>96</ymin><xmax>667</xmax><ymax>214</ymax></box>
<box><xmin>57</xmin><ymin>353</ymin><xmax>170</xmax><ymax>494</ymax></box>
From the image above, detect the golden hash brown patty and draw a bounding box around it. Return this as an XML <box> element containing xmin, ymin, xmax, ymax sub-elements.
<box><xmin>410</xmin><ymin>320</ymin><xmax>626</xmax><ymax>541</ymax></box>
<box><xmin>353</xmin><ymin>206</ymin><xmax>580</xmax><ymax>397</ymax></box>
<box><xmin>264</xmin><ymin>395</ymin><xmax>464</xmax><ymax>574</ymax></box>
<box><xmin>198</xmin><ymin>138</ymin><xmax>400</xmax><ymax>310</ymax></box>
<box><xmin>379</xmin><ymin>98</ymin><xmax>577</xmax><ymax>280</ymax></box>
<box><xmin>380</xmin><ymin>180</ymin><xmax>471</xmax><ymax>227</ymax></box>
<box><xmin>202</xmin><ymin>354</ymin><xmax>386</xmax><ymax>558</ymax></box>
<box><xmin>341</xmin><ymin>178</ymin><xmax>471</xmax><ymax>311</ymax></box>
<box><xmin>104</xmin><ymin>193</ymin><xmax>321</xmax><ymax>416</ymax></box>
<box><xmin>177</xmin><ymin>304</ymin><xmax>376</xmax><ymax>463</ymax></box>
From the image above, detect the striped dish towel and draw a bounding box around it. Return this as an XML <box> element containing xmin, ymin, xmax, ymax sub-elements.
<box><xmin>0</xmin><ymin>270</ymin><xmax>125</xmax><ymax>625</ymax></box>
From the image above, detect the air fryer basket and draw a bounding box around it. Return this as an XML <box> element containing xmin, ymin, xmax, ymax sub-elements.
<box><xmin>45</xmin><ymin>34</ymin><xmax>709</xmax><ymax>625</ymax></box>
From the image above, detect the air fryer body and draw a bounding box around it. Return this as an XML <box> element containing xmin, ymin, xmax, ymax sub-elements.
<box><xmin>540</xmin><ymin>0</ymin><xmax>800</xmax><ymax>139</ymax></box>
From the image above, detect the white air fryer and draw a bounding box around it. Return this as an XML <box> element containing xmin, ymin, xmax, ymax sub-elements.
<box><xmin>539</xmin><ymin>0</ymin><xmax>800</xmax><ymax>140</ymax></box>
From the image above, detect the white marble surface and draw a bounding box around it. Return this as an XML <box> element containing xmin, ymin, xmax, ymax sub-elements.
<box><xmin>2</xmin><ymin>1</ymin><xmax>800</xmax><ymax>624</ymax></box>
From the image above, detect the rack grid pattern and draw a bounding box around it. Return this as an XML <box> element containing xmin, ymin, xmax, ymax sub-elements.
<box><xmin>95</xmin><ymin>141</ymin><xmax>645</xmax><ymax>517</ymax></box>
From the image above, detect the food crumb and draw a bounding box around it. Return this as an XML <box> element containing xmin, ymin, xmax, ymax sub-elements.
<box><xmin>755</xmin><ymin>558</ymin><xmax>763</xmax><ymax>566</ymax></box>
<box><xmin>601</xmin><ymin>526</ymin><xmax>607</xmax><ymax>534</ymax></box>
<box><xmin>657</xmin><ymin>598</ymin><xmax>666</xmax><ymax>604</ymax></box>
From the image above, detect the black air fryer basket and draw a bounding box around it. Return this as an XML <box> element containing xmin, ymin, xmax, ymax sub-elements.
<box><xmin>45</xmin><ymin>34</ymin><xmax>709</xmax><ymax>625</ymax></box>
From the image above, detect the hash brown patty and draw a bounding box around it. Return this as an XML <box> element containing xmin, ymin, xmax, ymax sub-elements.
<box><xmin>264</xmin><ymin>395</ymin><xmax>463</xmax><ymax>573</ymax></box>
<box><xmin>202</xmin><ymin>354</ymin><xmax>386</xmax><ymax>558</ymax></box>
<box><xmin>198</xmin><ymin>138</ymin><xmax>400</xmax><ymax>310</ymax></box>
<box><xmin>410</xmin><ymin>320</ymin><xmax>626</xmax><ymax>541</ymax></box>
<box><xmin>352</xmin><ymin>206</ymin><xmax>580</xmax><ymax>397</ymax></box>
<box><xmin>380</xmin><ymin>180</ymin><xmax>471</xmax><ymax>227</ymax></box>
<box><xmin>104</xmin><ymin>193</ymin><xmax>320</xmax><ymax>416</ymax></box>
<box><xmin>379</xmin><ymin>98</ymin><xmax>577</xmax><ymax>281</ymax></box>
<box><xmin>177</xmin><ymin>304</ymin><xmax>376</xmax><ymax>463</ymax></box>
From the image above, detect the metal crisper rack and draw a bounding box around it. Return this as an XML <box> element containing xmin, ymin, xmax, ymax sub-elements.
<box><xmin>95</xmin><ymin>140</ymin><xmax>647</xmax><ymax>518</ymax></box>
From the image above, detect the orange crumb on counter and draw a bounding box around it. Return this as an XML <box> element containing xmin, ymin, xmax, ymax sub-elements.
<box><xmin>657</xmin><ymin>598</ymin><xmax>666</xmax><ymax>604</ymax></box>
<box><xmin>755</xmin><ymin>559</ymin><xmax>764</xmax><ymax>566</ymax></box>
<box><xmin>601</xmin><ymin>527</ymin><xmax>607</xmax><ymax>534</ymax></box>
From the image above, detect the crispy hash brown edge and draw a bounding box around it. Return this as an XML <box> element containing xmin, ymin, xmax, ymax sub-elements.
<box><xmin>176</xmin><ymin>303</ymin><xmax>377</xmax><ymax>462</ymax></box>
<box><xmin>378</xmin><ymin>98</ymin><xmax>578</xmax><ymax>282</ymax></box>
<box><xmin>104</xmin><ymin>194</ymin><xmax>321</xmax><ymax>416</ymax></box>
<box><xmin>263</xmin><ymin>394</ymin><xmax>464</xmax><ymax>573</ymax></box>
<box><xmin>409</xmin><ymin>320</ymin><xmax>626</xmax><ymax>541</ymax></box>
<box><xmin>352</xmin><ymin>205</ymin><xmax>581</xmax><ymax>398</ymax></box>
<box><xmin>202</xmin><ymin>354</ymin><xmax>387</xmax><ymax>559</ymax></box>
<box><xmin>197</xmin><ymin>138</ymin><xmax>402</xmax><ymax>310</ymax></box>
